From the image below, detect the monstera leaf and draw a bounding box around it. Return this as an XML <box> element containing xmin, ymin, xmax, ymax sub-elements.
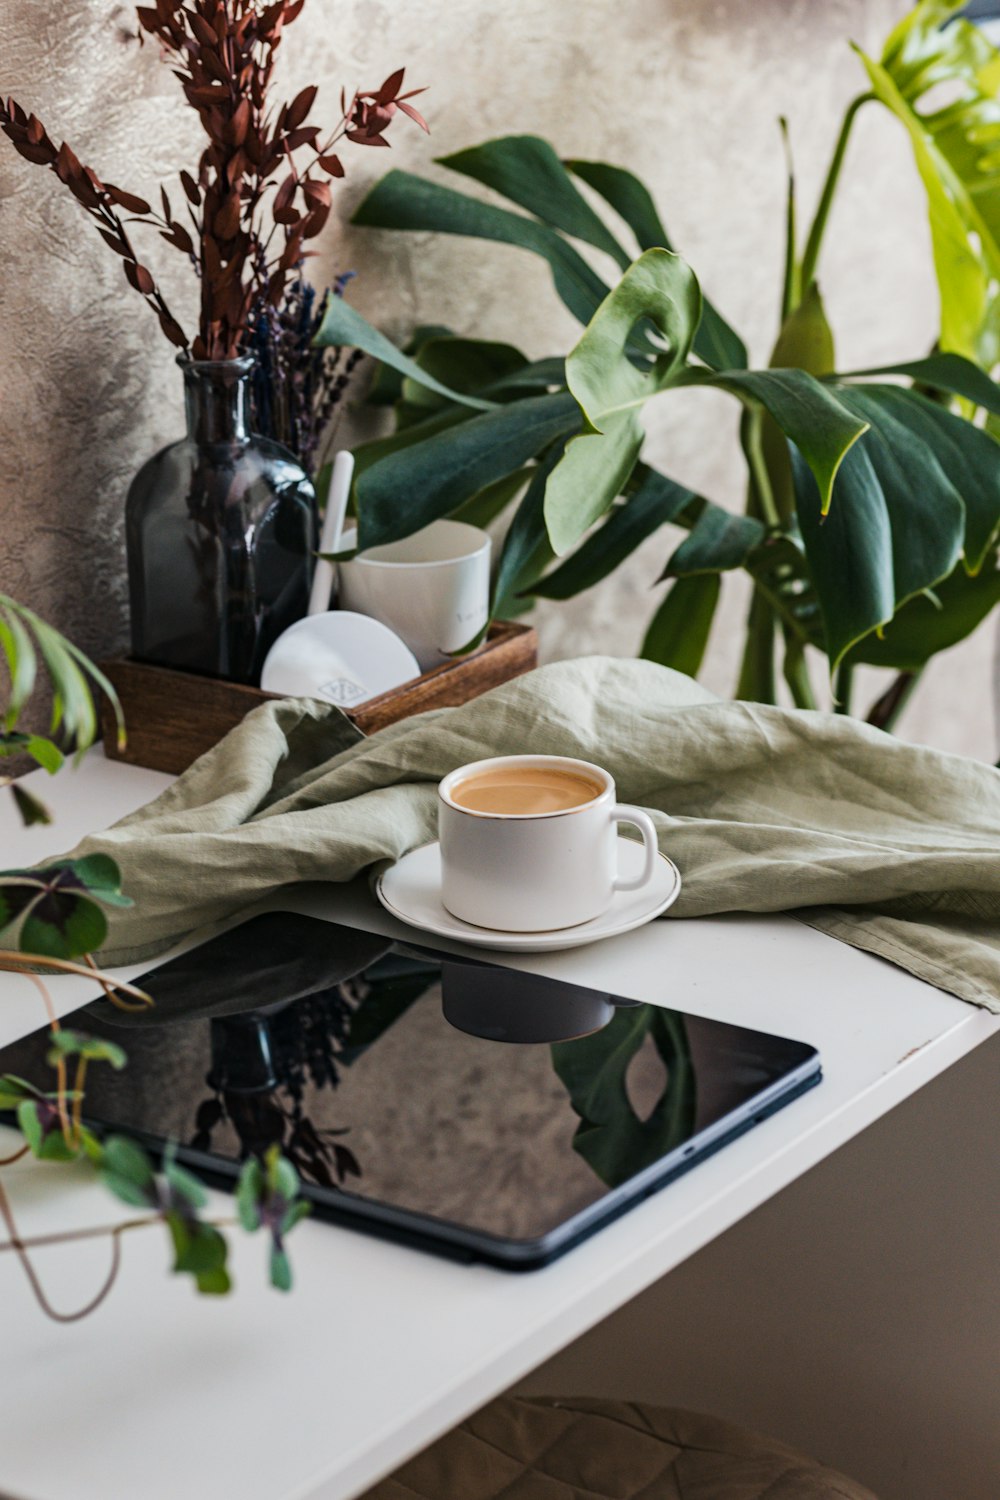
<box><xmin>351</xmin><ymin>134</ymin><xmax>747</xmax><ymax>371</ymax></box>
<box><xmin>551</xmin><ymin>1006</ymin><xmax>696</xmax><ymax>1189</ymax></box>
<box><xmin>856</xmin><ymin>1</ymin><xmax>1000</xmax><ymax>362</ymax></box>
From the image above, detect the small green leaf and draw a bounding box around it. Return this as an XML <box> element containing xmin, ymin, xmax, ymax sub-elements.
<box><xmin>0</xmin><ymin>1075</ymin><xmax>41</xmax><ymax>1109</ymax></box>
<box><xmin>164</xmin><ymin>1151</ymin><xmax>209</xmax><ymax>1211</ymax></box>
<box><xmin>100</xmin><ymin>1135</ymin><xmax>156</xmax><ymax>1193</ymax></box>
<box><xmin>236</xmin><ymin>1158</ymin><xmax>263</xmax><ymax>1232</ymax></box>
<box><xmin>641</xmin><ymin>574</ymin><xmax>721</xmax><ymax>678</ymax></box>
<box><xmin>46</xmin><ymin>1030</ymin><xmax>127</xmax><ymax>1069</ymax></box>
<box><xmin>265</xmin><ymin>1146</ymin><xmax>299</xmax><ymax>1203</ymax></box>
<box><xmin>16</xmin><ymin>1099</ymin><xmax>44</xmax><ymax>1154</ymax></box>
<box><xmin>10</xmin><ymin>784</ymin><xmax>52</xmax><ymax>827</ymax></box>
<box><xmin>24</xmin><ymin>736</ymin><xmax>64</xmax><ymax>775</ymax></box>
<box><xmin>269</xmin><ymin>1246</ymin><xmax>293</xmax><ymax>1292</ymax></box>
<box><xmin>281</xmin><ymin>1200</ymin><xmax>311</xmax><ymax>1236</ymax></box>
<box><xmin>194</xmin><ymin>1265</ymin><xmax>232</xmax><ymax>1296</ymax></box>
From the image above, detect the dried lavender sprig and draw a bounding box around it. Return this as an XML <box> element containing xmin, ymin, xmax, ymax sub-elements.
<box><xmin>248</xmin><ymin>271</ymin><xmax>358</xmax><ymax>479</ymax></box>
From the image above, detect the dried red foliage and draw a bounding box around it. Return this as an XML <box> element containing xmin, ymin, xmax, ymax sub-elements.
<box><xmin>2</xmin><ymin>1</ymin><xmax>426</xmax><ymax>359</ymax></box>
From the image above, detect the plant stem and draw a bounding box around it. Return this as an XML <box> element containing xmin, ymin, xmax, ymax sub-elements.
<box><xmin>743</xmin><ymin>407</ymin><xmax>782</xmax><ymax>528</ymax></box>
<box><xmin>867</xmin><ymin>668</ymin><xmax>923</xmax><ymax>733</ymax></box>
<box><xmin>737</xmin><ymin>591</ymin><xmax>777</xmax><ymax>702</ymax></box>
<box><xmin>0</xmin><ymin>952</ymin><xmax>152</xmax><ymax>1009</ymax></box>
<box><xmin>800</xmin><ymin>92</ymin><xmax>874</xmax><ymax>292</ymax></box>
<box><xmin>782</xmin><ymin>632</ymin><xmax>818</xmax><ymax>710</ymax></box>
<box><xmin>834</xmin><ymin>659</ymin><xmax>854</xmax><ymax>715</ymax></box>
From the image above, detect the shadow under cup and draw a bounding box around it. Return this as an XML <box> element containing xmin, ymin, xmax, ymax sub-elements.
<box><xmin>338</xmin><ymin>519</ymin><xmax>491</xmax><ymax>672</ymax></box>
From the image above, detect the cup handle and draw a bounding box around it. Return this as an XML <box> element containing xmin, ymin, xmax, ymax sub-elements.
<box><xmin>610</xmin><ymin>804</ymin><xmax>660</xmax><ymax>892</ymax></box>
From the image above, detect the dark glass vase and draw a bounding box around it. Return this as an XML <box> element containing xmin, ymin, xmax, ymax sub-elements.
<box><xmin>126</xmin><ymin>356</ymin><xmax>315</xmax><ymax>684</ymax></box>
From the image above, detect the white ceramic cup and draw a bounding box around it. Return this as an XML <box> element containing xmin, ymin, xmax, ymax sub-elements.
<box><xmin>437</xmin><ymin>754</ymin><xmax>660</xmax><ymax>932</ymax></box>
<box><xmin>338</xmin><ymin>519</ymin><xmax>491</xmax><ymax>672</ymax></box>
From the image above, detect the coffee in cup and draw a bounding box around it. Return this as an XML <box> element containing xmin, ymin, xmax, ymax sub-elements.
<box><xmin>438</xmin><ymin>754</ymin><xmax>660</xmax><ymax>932</ymax></box>
<box><xmin>448</xmin><ymin>763</ymin><xmax>605</xmax><ymax>816</ymax></box>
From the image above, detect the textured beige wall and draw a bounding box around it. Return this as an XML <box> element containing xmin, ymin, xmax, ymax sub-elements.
<box><xmin>1</xmin><ymin>0</ymin><xmax>996</xmax><ymax>757</ymax></box>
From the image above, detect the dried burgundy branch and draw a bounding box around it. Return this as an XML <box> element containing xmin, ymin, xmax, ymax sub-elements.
<box><xmin>0</xmin><ymin>97</ymin><xmax>188</xmax><ymax>348</ymax></box>
<box><xmin>3</xmin><ymin>2</ymin><xmax>426</xmax><ymax>359</ymax></box>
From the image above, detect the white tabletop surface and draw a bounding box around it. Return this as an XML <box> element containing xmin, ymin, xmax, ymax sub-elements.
<box><xmin>0</xmin><ymin>751</ymin><xmax>996</xmax><ymax>1500</ymax></box>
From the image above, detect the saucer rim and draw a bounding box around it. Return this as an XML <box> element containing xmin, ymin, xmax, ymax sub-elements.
<box><xmin>375</xmin><ymin>837</ymin><xmax>681</xmax><ymax>952</ymax></box>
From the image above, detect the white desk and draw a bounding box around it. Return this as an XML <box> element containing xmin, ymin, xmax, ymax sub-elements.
<box><xmin>0</xmin><ymin>752</ymin><xmax>995</xmax><ymax>1500</ymax></box>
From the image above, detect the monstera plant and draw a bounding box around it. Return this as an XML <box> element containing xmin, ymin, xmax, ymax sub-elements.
<box><xmin>317</xmin><ymin>0</ymin><xmax>1000</xmax><ymax>724</ymax></box>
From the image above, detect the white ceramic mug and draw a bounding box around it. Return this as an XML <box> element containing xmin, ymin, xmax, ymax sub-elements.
<box><xmin>338</xmin><ymin>519</ymin><xmax>491</xmax><ymax>672</ymax></box>
<box><xmin>437</xmin><ymin>754</ymin><xmax>660</xmax><ymax>932</ymax></box>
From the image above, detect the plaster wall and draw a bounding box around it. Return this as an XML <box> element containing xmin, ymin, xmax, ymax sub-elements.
<box><xmin>1</xmin><ymin>0</ymin><xmax>994</xmax><ymax>756</ymax></box>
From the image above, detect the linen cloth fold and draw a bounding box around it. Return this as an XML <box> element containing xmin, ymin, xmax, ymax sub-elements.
<box><xmin>64</xmin><ymin>657</ymin><xmax>1000</xmax><ymax>1011</ymax></box>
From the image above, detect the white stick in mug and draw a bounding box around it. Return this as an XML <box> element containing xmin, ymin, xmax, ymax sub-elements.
<box><xmin>308</xmin><ymin>449</ymin><xmax>355</xmax><ymax>616</ymax></box>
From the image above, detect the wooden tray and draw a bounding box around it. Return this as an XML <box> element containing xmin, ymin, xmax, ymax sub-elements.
<box><xmin>99</xmin><ymin>621</ymin><xmax>537</xmax><ymax>776</ymax></box>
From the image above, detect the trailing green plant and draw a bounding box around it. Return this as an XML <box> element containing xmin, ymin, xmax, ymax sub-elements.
<box><xmin>315</xmin><ymin>1</ymin><xmax>1000</xmax><ymax>723</ymax></box>
<box><xmin>0</xmin><ymin>603</ymin><xmax>309</xmax><ymax>1318</ymax></box>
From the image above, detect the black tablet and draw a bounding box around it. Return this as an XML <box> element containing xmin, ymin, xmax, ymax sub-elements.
<box><xmin>0</xmin><ymin>912</ymin><xmax>821</xmax><ymax>1269</ymax></box>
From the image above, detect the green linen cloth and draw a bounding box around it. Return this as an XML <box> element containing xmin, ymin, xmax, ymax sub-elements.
<box><xmin>64</xmin><ymin>656</ymin><xmax>1000</xmax><ymax>1011</ymax></box>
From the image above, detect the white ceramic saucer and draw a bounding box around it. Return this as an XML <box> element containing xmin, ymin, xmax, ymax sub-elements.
<box><xmin>376</xmin><ymin>836</ymin><xmax>682</xmax><ymax>953</ymax></box>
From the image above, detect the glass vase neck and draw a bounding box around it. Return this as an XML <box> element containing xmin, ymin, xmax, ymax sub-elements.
<box><xmin>180</xmin><ymin>356</ymin><xmax>254</xmax><ymax>444</ymax></box>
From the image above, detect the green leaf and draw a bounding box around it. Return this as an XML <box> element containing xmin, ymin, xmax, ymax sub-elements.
<box><xmin>567</xmin><ymin>248</ymin><xmax>701</xmax><ymax>429</ymax></box>
<box><xmin>404</xmin><ymin>337</ymin><xmax>530</xmax><ymax>411</ymax></box>
<box><xmin>544</xmin><ymin>413</ymin><xmax>645</xmax><ymax>557</ymax></box>
<box><xmin>790</xmin><ymin>382</ymin><xmax>991</xmax><ymax>667</ymax></box>
<box><xmin>100</xmin><ymin>1135</ymin><xmax>156</xmax><ymax>1195</ymax></box>
<box><xmin>450</xmin><ymin>467</ymin><xmax>531</xmax><ymax>530</ymax></box>
<box><xmin>313</xmin><ymin>295</ymin><xmax>492</xmax><ymax>412</ymax></box>
<box><xmin>0</xmin><ymin>603</ymin><xmax>37</xmax><ymax>726</ymax></box>
<box><xmin>492</xmin><ymin>445</ymin><xmax>566</xmax><ymax>616</ymax></box>
<box><xmin>0</xmin><ymin>853</ymin><xmax>131</xmax><ymax>958</ymax></box>
<box><xmin>14</xmin><ymin>1099</ymin><xmax>76</xmax><ymax>1161</ymax></box>
<box><xmin>236</xmin><ymin>1158</ymin><xmax>264</xmax><ymax>1232</ymax></box>
<box><xmin>46</xmin><ymin>1030</ymin><xmax>127</xmax><ymax>1069</ymax></box>
<box><xmin>0</xmin><ymin>1075</ymin><xmax>42</xmax><ymax>1109</ymax></box>
<box><xmin>855</xmin><ymin>12</ymin><xmax>1000</xmax><ymax>360</ymax></box>
<box><xmin>164</xmin><ymin>1149</ymin><xmax>209</xmax><ymax>1211</ymax></box>
<box><xmin>840</xmin><ymin>353</ymin><xmax>1000</xmax><ymax>416</ymax></box>
<box><xmin>366</xmin><ymin>323</ymin><xmax>453</xmax><ymax>406</ymax></box>
<box><xmin>21</xmin><ymin>895</ymin><xmax>108</xmax><ymax>959</ymax></box>
<box><xmin>566</xmin><ymin>157</ymin><xmax>748</xmax><ymax>371</ymax></box>
<box><xmin>352</xmin><ymin>168</ymin><xmax>615</xmax><ymax>330</ymax></box>
<box><xmin>9</xmin><ymin>784</ymin><xmax>52</xmax><ymax>827</ymax></box>
<box><xmin>167</xmin><ymin>1213</ymin><xmax>232</xmax><ymax>1293</ymax></box>
<box><xmin>846</xmin><ymin>560</ymin><xmax>1000</xmax><ymax>669</ymax></box>
<box><xmin>664</xmin><ymin>506</ymin><xmax>766</xmax><ymax>578</ymax></box>
<box><xmin>281</xmin><ymin>1199</ymin><xmax>311</xmax><ymax>1236</ymax></box>
<box><xmin>194</xmin><ymin>1265</ymin><xmax>232</xmax><ymax>1296</ymax></box>
<box><xmin>439</xmin><ymin>135</ymin><xmax>632</xmax><ymax>269</ymax></box>
<box><xmin>23</xmin><ymin>736</ymin><xmax>64</xmax><ymax>775</ymax></box>
<box><xmin>551</xmin><ymin>1008</ymin><xmax>697</xmax><ymax>1188</ymax></box>
<box><xmin>270</xmin><ymin>1246</ymin><xmax>293</xmax><ymax>1292</ymax></box>
<box><xmin>531</xmin><ymin>468</ymin><xmax>700</xmax><ymax>600</ymax></box>
<box><xmin>678</xmin><ymin>366</ymin><xmax>870</xmax><ymax>517</ymax></box>
<box><xmin>0</xmin><ymin>593</ymin><xmax>122</xmax><ymax>751</ymax></box>
<box><xmin>640</xmin><ymin>574</ymin><xmax>721</xmax><ymax>677</ymax></box>
<box><xmin>265</xmin><ymin>1145</ymin><xmax>299</xmax><ymax>1203</ymax></box>
<box><xmin>355</xmin><ymin>392</ymin><xmax>580</xmax><ymax>550</ymax></box>
<box><xmin>544</xmin><ymin>249</ymin><xmax>701</xmax><ymax>555</ymax></box>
